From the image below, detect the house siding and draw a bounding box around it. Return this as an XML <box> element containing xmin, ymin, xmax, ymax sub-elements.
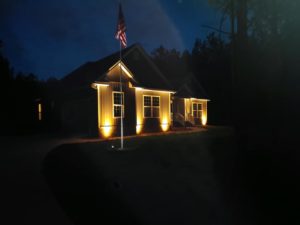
<box><xmin>97</xmin><ymin>84</ymin><xmax>113</xmax><ymax>138</ymax></box>
<box><xmin>62</xmin><ymin>45</ymin><xmax>210</xmax><ymax>138</ymax></box>
<box><xmin>97</xmin><ymin>82</ymin><xmax>136</xmax><ymax>138</ymax></box>
<box><xmin>135</xmin><ymin>89</ymin><xmax>171</xmax><ymax>134</ymax></box>
<box><xmin>184</xmin><ymin>98</ymin><xmax>208</xmax><ymax>125</ymax></box>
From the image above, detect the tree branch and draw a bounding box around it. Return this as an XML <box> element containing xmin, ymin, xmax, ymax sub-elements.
<box><xmin>201</xmin><ymin>25</ymin><xmax>231</xmax><ymax>35</ymax></box>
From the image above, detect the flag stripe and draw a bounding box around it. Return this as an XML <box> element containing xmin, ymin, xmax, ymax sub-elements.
<box><xmin>115</xmin><ymin>4</ymin><xmax>127</xmax><ymax>48</ymax></box>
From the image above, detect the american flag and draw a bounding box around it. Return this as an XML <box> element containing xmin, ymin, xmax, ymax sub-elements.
<box><xmin>115</xmin><ymin>3</ymin><xmax>127</xmax><ymax>48</ymax></box>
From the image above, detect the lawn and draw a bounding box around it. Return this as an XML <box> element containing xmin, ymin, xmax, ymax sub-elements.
<box><xmin>43</xmin><ymin>127</ymin><xmax>245</xmax><ymax>225</ymax></box>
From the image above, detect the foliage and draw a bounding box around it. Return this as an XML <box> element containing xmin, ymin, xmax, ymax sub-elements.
<box><xmin>0</xmin><ymin>41</ymin><xmax>61</xmax><ymax>134</ymax></box>
<box><xmin>151</xmin><ymin>33</ymin><xmax>232</xmax><ymax>125</ymax></box>
<box><xmin>191</xmin><ymin>33</ymin><xmax>231</xmax><ymax>124</ymax></box>
<box><xmin>151</xmin><ymin>46</ymin><xmax>191</xmax><ymax>88</ymax></box>
<box><xmin>207</xmin><ymin>2</ymin><xmax>300</xmax><ymax>224</ymax></box>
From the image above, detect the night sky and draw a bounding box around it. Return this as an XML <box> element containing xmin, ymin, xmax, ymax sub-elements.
<box><xmin>0</xmin><ymin>0</ymin><xmax>221</xmax><ymax>80</ymax></box>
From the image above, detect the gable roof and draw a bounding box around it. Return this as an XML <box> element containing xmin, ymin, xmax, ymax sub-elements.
<box><xmin>62</xmin><ymin>43</ymin><xmax>209</xmax><ymax>100</ymax></box>
<box><xmin>62</xmin><ymin>44</ymin><xmax>173</xmax><ymax>91</ymax></box>
<box><xmin>61</xmin><ymin>45</ymin><xmax>134</xmax><ymax>89</ymax></box>
<box><xmin>174</xmin><ymin>74</ymin><xmax>209</xmax><ymax>99</ymax></box>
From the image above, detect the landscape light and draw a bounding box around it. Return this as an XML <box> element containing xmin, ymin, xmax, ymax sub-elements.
<box><xmin>201</xmin><ymin>115</ymin><xmax>207</xmax><ymax>126</ymax></box>
<box><xmin>161</xmin><ymin>117</ymin><xmax>169</xmax><ymax>132</ymax></box>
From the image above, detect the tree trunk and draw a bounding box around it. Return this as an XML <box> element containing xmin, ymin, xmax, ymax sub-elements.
<box><xmin>237</xmin><ymin>0</ymin><xmax>247</xmax><ymax>44</ymax></box>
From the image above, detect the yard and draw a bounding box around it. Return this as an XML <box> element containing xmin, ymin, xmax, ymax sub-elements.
<box><xmin>43</xmin><ymin>127</ymin><xmax>245</xmax><ymax>225</ymax></box>
<box><xmin>3</xmin><ymin>126</ymin><xmax>292</xmax><ymax>225</ymax></box>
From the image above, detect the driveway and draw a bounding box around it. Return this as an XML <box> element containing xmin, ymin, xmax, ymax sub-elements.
<box><xmin>0</xmin><ymin>135</ymin><xmax>77</xmax><ymax>225</ymax></box>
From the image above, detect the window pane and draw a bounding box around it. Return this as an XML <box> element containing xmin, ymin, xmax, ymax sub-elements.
<box><xmin>193</xmin><ymin>110</ymin><xmax>198</xmax><ymax>117</ymax></box>
<box><xmin>144</xmin><ymin>107</ymin><xmax>151</xmax><ymax>117</ymax></box>
<box><xmin>153</xmin><ymin>97</ymin><xmax>160</xmax><ymax>106</ymax></box>
<box><xmin>153</xmin><ymin>107</ymin><xmax>160</xmax><ymax>117</ymax></box>
<box><xmin>114</xmin><ymin>93</ymin><xmax>123</xmax><ymax>105</ymax></box>
<box><xmin>144</xmin><ymin>96</ymin><xmax>151</xmax><ymax>106</ymax></box>
<box><xmin>198</xmin><ymin>104</ymin><xmax>202</xmax><ymax>110</ymax></box>
<box><xmin>114</xmin><ymin>106</ymin><xmax>122</xmax><ymax>117</ymax></box>
<box><xmin>193</xmin><ymin>103</ymin><xmax>197</xmax><ymax>110</ymax></box>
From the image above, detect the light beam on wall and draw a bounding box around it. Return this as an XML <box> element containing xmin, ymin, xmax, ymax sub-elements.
<box><xmin>38</xmin><ymin>103</ymin><xmax>42</xmax><ymax>121</ymax></box>
<box><xmin>136</xmin><ymin>124</ymin><xmax>142</xmax><ymax>134</ymax></box>
<box><xmin>101</xmin><ymin>121</ymin><xmax>113</xmax><ymax>138</ymax></box>
<box><xmin>201</xmin><ymin>115</ymin><xmax>207</xmax><ymax>126</ymax></box>
<box><xmin>161</xmin><ymin>117</ymin><xmax>169</xmax><ymax>132</ymax></box>
<box><xmin>136</xmin><ymin>117</ymin><xmax>143</xmax><ymax>134</ymax></box>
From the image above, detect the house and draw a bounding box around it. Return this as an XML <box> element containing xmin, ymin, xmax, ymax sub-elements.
<box><xmin>172</xmin><ymin>74</ymin><xmax>209</xmax><ymax>127</ymax></box>
<box><xmin>61</xmin><ymin>44</ymin><xmax>209</xmax><ymax>138</ymax></box>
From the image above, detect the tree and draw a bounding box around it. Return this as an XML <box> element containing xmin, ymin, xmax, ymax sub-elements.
<box><xmin>0</xmin><ymin>41</ymin><xmax>14</xmax><ymax>133</ymax></box>
<box><xmin>206</xmin><ymin>2</ymin><xmax>300</xmax><ymax>224</ymax></box>
<box><xmin>0</xmin><ymin>40</ymin><xmax>13</xmax><ymax>83</ymax></box>
<box><xmin>152</xmin><ymin>34</ymin><xmax>232</xmax><ymax>125</ymax></box>
<box><xmin>151</xmin><ymin>46</ymin><xmax>190</xmax><ymax>88</ymax></box>
<box><xmin>191</xmin><ymin>33</ymin><xmax>231</xmax><ymax>124</ymax></box>
<box><xmin>0</xmin><ymin>40</ymin><xmax>47</xmax><ymax>134</ymax></box>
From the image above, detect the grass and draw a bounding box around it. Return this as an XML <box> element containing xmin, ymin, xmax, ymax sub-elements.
<box><xmin>3</xmin><ymin>126</ymin><xmax>298</xmax><ymax>225</ymax></box>
<box><xmin>43</xmin><ymin>127</ymin><xmax>243</xmax><ymax>225</ymax></box>
<box><xmin>44</xmin><ymin>126</ymin><xmax>300</xmax><ymax>225</ymax></box>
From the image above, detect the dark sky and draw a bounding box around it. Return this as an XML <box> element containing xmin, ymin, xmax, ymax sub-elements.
<box><xmin>0</xmin><ymin>0</ymin><xmax>222</xmax><ymax>80</ymax></box>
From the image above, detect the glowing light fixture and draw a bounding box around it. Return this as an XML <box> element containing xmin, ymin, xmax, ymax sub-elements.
<box><xmin>201</xmin><ymin>115</ymin><xmax>207</xmax><ymax>126</ymax></box>
<box><xmin>136</xmin><ymin>117</ymin><xmax>143</xmax><ymax>134</ymax></box>
<box><xmin>101</xmin><ymin>125</ymin><xmax>112</xmax><ymax>138</ymax></box>
<box><xmin>100</xmin><ymin>119</ymin><xmax>113</xmax><ymax>138</ymax></box>
<box><xmin>161</xmin><ymin>117</ymin><xmax>169</xmax><ymax>132</ymax></box>
<box><xmin>136</xmin><ymin>124</ymin><xmax>142</xmax><ymax>134</ymax></box>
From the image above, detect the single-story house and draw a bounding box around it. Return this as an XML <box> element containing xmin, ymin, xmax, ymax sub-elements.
<box><xmin>61</xmin><ymin>44</ymin><xmax>209</xmax><ymax>138</ymax></box>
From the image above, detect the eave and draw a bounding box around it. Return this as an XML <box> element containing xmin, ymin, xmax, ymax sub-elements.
<box><xmin>91</xmin><ymin>82</ymin><xmax>110</xmax><ymax>89</ymax></box>
<box><xmin>189</xmin><ymin>97</ymin><xmax>210</xmax><ymax>101</ymax></box>
<box><xmin>134</xmin><ymin>86</ymin><xmax>176</xmax><ymax>94</ymax></box>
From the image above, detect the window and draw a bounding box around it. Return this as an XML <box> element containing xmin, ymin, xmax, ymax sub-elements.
<box><xmin>38</xmin><ymin>103</ymin><xmax>42</xmax><ymax>121</ymax></box>
<box><xmin>143</xmin><ymin>95</ymin><xmax>160</xmax><ymax>118</ymax></box>
<box><xmin>192</xmin><ymin>103</ymin><xmax>202</xmax><ymax>118</ymax></box>
<box><xmin>113</xmin><ymin>92</ymin><xmax>124</xmax><ymax>118</ymax></box>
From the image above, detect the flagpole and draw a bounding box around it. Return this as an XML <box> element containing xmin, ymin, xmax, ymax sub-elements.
<box><xmin>119</xmin><ymin>40</ymin><xmax>124</xmax><ymax>150</ymax></box>
<box><xmin>116</xmin><ymin>2</ymin><xmax>125</xmax><ymax>150</ymax></box>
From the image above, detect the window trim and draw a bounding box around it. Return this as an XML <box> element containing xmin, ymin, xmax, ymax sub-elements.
<box><xmin>112</xmin><ymin>91</ymin><xmax>124</xmax><ymax>118</ymax></box>
<box><xmin>143</xmin><ymin>95</ymin><xmax>160</xmax><ymax>118</ymax></box>
<box><xmin>192</xmin><ymin>102</ymin><xmax>203</xmax><ymax>118</ymax></box>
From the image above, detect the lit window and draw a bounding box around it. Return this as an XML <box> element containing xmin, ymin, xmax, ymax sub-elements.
<box><xmin>143</xmin><ymin>95</ymin><xmax>160</xmax><ymax>118</ymax></box>
<box><xmin>38</xmin><ymin>103</ymin><xmax>42</xmax><ymax>121</ymax></box>
<box><xmin>113</xmin><ymin>92</ymin><xmax>124</xmax><ymax>118</ymax></box>
<box><xmin>192</xmin><ymin>103</ymin><xmax>202</xmax><ymax>118</ymax></box>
